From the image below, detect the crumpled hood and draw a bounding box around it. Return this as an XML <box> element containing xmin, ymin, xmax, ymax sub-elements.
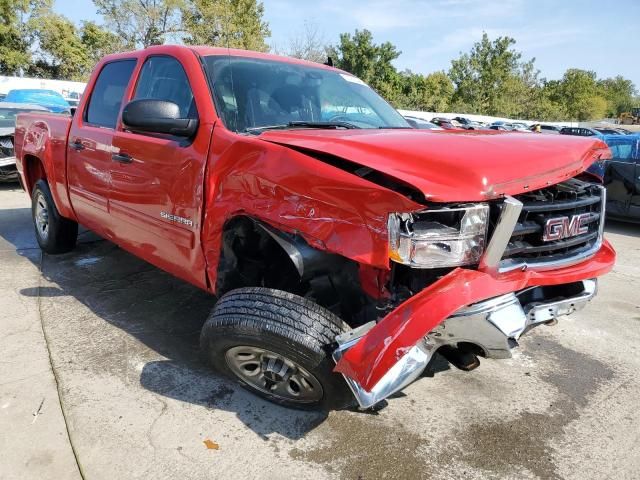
<box><xmin>259</xmin><ymin>129</ymin><xmax>608</xmax><ymax>202</ymax></box>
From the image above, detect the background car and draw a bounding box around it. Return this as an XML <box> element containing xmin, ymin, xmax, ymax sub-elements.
<box><xmin>404</xmin><ymin>116</ymin><xmax>444</xmax><ymax>130</ymax></box>
<box><xmin>529</xmin><ymin>124</ymin><xmax>562</xmax><ymax>134</ymax></box>
<box><xmin>451</xmin><ymin>116</ymin><xmax>486</xmax><ymax>130</ymax></box>
<box><xmin>510</xmin><ymin>123</ymin><xmax>531</xmax><ymax>132</ymax></box>
<box><xmin>3</xmin><ymin>89</ymin><xmax>70</xmax><ymax>114</ymax></box>
<box><xmin>559</xmin><ymin>127</ymin><xmax>602</xmax><ymax>137</ymax></box>
<box><xmin>489</xmin><ymin>124</ymin><xmax>511</xmax><ymax>131</ymax></box>
<box><xmin>490</xmin><ymin>121</ymin><xmax>514</xmax><ymax>130</ymax></box>
<box><xmin>431</xmin><ymin>117</ymin><xmax>460</xmax><ymax>129</ymax></box>
<box><xmin>593</xmin><ymin>127</ymin><xmax>623</xmax><ymax>135</ymax></box>
<box><xmin>587</xmin><ymin>134</ymin><xmax>640</xmax><ymax>222</ymax></box>
<box><xmin>0</xmin><ymin>102</ymin><xmax>49</xmax><ymax>182</ymax></box>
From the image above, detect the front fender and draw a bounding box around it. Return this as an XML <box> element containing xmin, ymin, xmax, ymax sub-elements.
<box><xmin>201</xmin><ymin>128</ymin><xmax>422</xmax><ymax>291</ymax></box>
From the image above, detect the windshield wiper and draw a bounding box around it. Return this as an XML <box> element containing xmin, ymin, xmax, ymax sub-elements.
<box><xmin>287</xmin><ymin>121</ymin><xmax>360</xmax><ymax>129</ymax></box>
<box><xmin>245</xmin><ymin>120</ymin><xmax>360</xmax><ymax>134</ymax></box>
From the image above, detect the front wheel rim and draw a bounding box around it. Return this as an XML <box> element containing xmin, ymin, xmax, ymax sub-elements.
<box><xmin>34</xmin><ymin>192</ymin><xmax>50</xmax><ymax>241</ymax></box>
<box><xmin>225</xmin><ymin>346</ymin><xmax>324</xmax><ymax>403</ymax></box>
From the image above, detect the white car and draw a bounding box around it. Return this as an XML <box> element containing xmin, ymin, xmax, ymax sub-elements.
<box><xmin>0</xmin><ymin>102</ymin><xmax>49</xmax><ymax>182</ymax></box>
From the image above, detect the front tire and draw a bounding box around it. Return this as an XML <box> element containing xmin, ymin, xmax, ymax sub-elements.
<box><xmin>200</xmin><ymin>287</ymin><xmax>354</xmax><ymax>410</ymax></box>
<box><xmin>31</xmin><ymin>179</ymin><xmax>78</xmax><ymax>254</ymax></box>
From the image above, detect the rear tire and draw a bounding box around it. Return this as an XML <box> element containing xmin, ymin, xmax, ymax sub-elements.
<box><xmin>200</xmin><ymin>287</ymin><xmax>354</xmax><ymax>410</ymax></box>
<box><xmin>31</xmin><ymin>179</ymin><xmax>78</xmax><ymax>254</ymax></box>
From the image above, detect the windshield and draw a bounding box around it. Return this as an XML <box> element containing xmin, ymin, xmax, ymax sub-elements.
<box><xmin>203</xmin><ymin>55</ymin><xmax>409</xmax><ymax>133</ymax></box>
<box><xmin>0</xmin><ymin>107</ymin><xmax>39</xmax><ymax>129</ymax></box>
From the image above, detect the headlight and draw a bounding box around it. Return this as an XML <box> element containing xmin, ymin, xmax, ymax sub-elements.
<box><xmin>388</xmin><ymin>204</ymin><xmax>489</xmax><ymax>268</ymax></box>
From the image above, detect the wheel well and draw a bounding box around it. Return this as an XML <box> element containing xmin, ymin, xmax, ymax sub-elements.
<box><xmin>215</xmin><ymin>216</ymin><xmax>374</xmax><ymax>325</ymax></box>
<box><xmin>23</xmin><ymin>155</ymin><xmax>47</xmax><ymax>194</ymax></box>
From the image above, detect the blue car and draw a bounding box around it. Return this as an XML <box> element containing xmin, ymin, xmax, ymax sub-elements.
<box><xmin>3</xmin><ymin>89</ymin><xmax>71</xmax><ymax>114</ymax></box>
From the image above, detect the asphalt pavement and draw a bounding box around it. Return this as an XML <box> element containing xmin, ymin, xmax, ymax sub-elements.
<box><xmin>1</xmin><ymin>183</ymin><xmax>639</xmax><ymax>480</ymax></box>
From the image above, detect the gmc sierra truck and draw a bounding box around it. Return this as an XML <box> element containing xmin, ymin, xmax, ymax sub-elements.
<box><xmin>15</xmin><ymin>46</ymin><xmax>615</xmax><ymax>410</ymax></box>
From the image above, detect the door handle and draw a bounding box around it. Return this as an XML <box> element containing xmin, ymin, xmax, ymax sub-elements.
<box><xmin>70</xmin><ymin>139</ymin><xmax>84</xmax><ymax>151</ymax></box>
<box><xmin>112</xmin><ymin>152</ymin><xmax>133</xmax><ymax>164</ymax></box>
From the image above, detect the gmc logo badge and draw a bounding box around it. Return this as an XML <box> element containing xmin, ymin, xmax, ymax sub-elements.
<box><xmin>542</xmin><ymin>214</ymin><xmax>591</xmax><ymax>241</ymax></box>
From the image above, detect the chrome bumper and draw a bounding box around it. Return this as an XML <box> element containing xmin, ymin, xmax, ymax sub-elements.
<box><xmin>334</xmin><ymin>279</ymin><xmax>597</xmax><ymax>409</ymax></box>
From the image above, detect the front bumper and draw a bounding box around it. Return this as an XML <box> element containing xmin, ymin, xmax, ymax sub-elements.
<box><xmin>333</xmin><ymin>240</ymin><xmax>615</xmax><ymax>408</ymax></box>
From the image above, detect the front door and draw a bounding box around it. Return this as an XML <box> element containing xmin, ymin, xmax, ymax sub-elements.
<box><xmin>110</xmin><ymin>54</ymin><xmax>212</xmax><ymax>287</ymax></box>
<box><xmin>67</xmin><ymin>59</ymin><xmax>137</xmax><ymax>236</ymax></box>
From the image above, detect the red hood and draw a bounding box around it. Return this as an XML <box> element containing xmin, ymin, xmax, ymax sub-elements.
<box><xmin>259</xmin><ymin>129</ymin><xmax>608</xmax><ymax>202</ymax></box>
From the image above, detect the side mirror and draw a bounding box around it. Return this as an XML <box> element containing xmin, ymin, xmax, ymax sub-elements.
<box><xmin>122</xmin><ymin>99</ymin><xmax>198</xmax><ymax>137</ymax></box>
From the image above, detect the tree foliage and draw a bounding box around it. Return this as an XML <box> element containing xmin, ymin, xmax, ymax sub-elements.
<box><xmin>397</xmin><ymin>70</ymin><xmax>453</xmax><ymax>112</ymax></box>
<box><xmin>328</xmin><ymin>29</ymin><xmax>402</xmax><ymax>103</ymax></box>
<box><xmin>94</xmin><ymin>0</ymin><xmax>185</xmax><ymax>48</ymax></box>
<box><xmin>282</xmin><ymin>21</ymin><xmax>328</xmax><ymax>63</ymax></box>
<box><xmin>0</xmin><ymin>0</ymin><xmax>48</xmax><ymax>75</ymax></box>
<box><xmin>181</xmin><ymin>0</ymin><xmax>270</xmax><ymax>51</ymax></box>
<box><xmin>0</xmin><ymin>0</ymin><xmax>635</xmax><ymax>123</ymax></box>
<box><xmin>330</xmin><ymin>29</ymin><xmax>637</xmax><ymax>121</ymax></box>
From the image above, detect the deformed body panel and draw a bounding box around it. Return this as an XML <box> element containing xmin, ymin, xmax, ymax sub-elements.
<box><xmin>334</xmin><ymin>239</ymin><xmax>615</xmax><ymax>392</ymax></box>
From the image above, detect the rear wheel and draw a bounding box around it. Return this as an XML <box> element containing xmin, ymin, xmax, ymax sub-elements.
<box><xmin>200</xmin><ymin>287</ymin><xmax>354</xmax><ymax>410</ymax></box>
<box><xmin>31</xmin><ymin>179</ymin><xmax>78</xmax><ymax>254</ymax></box>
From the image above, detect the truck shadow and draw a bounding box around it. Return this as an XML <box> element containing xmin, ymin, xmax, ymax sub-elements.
<box><xmin>2</xmin><ymin>202</ymin><xmax>450</xmax><ymax>440</ymax></box>
<box><xmin>0</xmin><ymin>204</ymin><xmax>332</xmax><ymax>440</ymax></box>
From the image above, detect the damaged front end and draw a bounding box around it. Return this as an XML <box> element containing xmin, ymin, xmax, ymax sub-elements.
<box><xmin>333</xmin><ymin>180</ymin><xmax>615</xmax><ymax>409</ymax></box>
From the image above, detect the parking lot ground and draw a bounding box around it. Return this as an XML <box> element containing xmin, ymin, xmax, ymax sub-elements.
<box><xmin>1</xmin><ymin>183</ymin><xmax>639</xmax><ymax>480</ymax></box>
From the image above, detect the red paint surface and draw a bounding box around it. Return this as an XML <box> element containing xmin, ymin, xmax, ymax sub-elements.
<box><xmin>334</xmin><ymin>240</ymin><xmax>616</xmax><ymax>391</ymax></box>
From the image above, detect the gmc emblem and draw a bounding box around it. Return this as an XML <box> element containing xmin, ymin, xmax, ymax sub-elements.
<box><xmin>542</xmin><ymin>213</ymin><xmax>591</xmax><ymax>241</ymax></box>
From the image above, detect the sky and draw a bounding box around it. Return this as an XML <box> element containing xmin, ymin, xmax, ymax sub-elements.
<box><xmin>53</xmin><ymin>0</ymin><xmax>640</xmax><ymax>86</ymax></box>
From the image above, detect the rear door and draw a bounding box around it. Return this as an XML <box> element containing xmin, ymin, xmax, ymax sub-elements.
<box><xmin>67</xmin><ymin>59</ymin><xmax>136</xmax><ymax>235</ymax></box>
<box><xmin>110</xmin><ymin>52</ymin><xmax>213</xmax><ymax>287</ymax></box>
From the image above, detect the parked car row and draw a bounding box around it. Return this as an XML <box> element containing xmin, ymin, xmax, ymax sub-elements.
<box><xmin>0</xmin><ymin>89</ymin><xmax>71</xmax><ymax>183</ymax></box>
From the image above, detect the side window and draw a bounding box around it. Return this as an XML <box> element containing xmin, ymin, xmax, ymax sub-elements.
<box><xmin>85</xmin><ymin>60</ymin><xmax>136</xmax><ymax>128</ymax></box>
<box><xmin>133</xmin><ymin>56</ymin><xmax>196</xmax><ymax>118</ymax></box>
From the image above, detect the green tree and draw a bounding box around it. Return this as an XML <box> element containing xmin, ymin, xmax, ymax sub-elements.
<box><xmin>328</xmin><ymin>29</ymin><xmax>402</xmax><ymax>104</ymax></box>
<box><xmin>81</xmin><ymin>21</ymin><xmax>126</xmax><ymax>67</ymax></box>
<box><xmin>550</xmin><ymin>69</ymin><xmax>607</xmax><ymax>121</ymax></box>
<box><xmin>181</xmin><ymin>0</ymin><xmax>270</xmax><ymax>51</ymax></box>
<box><xmin>449</xmin><ymin>33</ymin><xmax>525</xmax><ymax>115</ymax></box>
<box><xmin>0</xmin><ymin>0</ymin><xmax>48</xmax><ymax>75</ymax></box>
<box><xmin>28</xmin><ymin>9</ymin><xmax>91</xmax><ymax>80</ymax></box>
<box><xmin>26</xmin><ymin>5</ymin><xmax>124</xmax><ymax>80</ymax></box>
<box><xmin>598</xmin><ymin>76</ymin><xmax>637</xmax><ymax>117</ymax></box>
<box><xmin>397</xmin><ymin>70</ymin><xmax>453</xmax><ymax>111</ymax></box>
<box><xmin>94</xmin><ymin>0</ymin><xmax>184</xmax><ymax>48</ymax></box>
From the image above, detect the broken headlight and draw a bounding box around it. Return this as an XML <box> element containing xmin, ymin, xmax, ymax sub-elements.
<box><xmin>388</xmin><ymin>204</ymin><xmax>489</xmax><ymax>268</ymax></box>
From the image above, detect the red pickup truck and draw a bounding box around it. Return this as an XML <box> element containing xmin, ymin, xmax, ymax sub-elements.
<box><xmin>15</xmin><ymin>45</ymin><xmax>615</xmax><ymax>410</ymax></box>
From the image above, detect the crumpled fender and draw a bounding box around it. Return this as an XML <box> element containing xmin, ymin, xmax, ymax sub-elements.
<box><xmin>334</xmin><ymin>239</ymin><xmax>616</xmax><ymax>392</ymax></box>
<box><xmin>201</xmin><ymin>127</ymin><xmax>422</xmax><ymax>292</ymax></box>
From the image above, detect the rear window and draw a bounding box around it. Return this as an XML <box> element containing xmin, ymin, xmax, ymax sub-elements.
<box><xmin>85</xmin><ymin>60</ymin><xmax>136</xmax><ymax>128</ymax></box>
